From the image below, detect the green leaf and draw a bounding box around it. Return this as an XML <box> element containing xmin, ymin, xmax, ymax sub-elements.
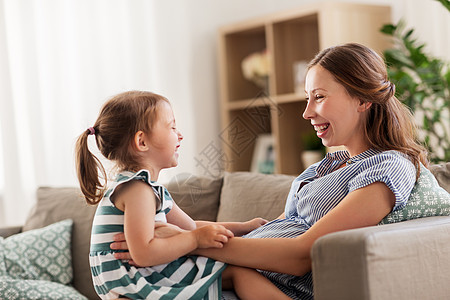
<box><xmin>384</xmin><ymin>49</ymin><xmax>413</xmax><ymax>68</ymax></box>
<box><xmin>380</xmin><ymin>24</ymin><xmax>397</xmax><ymax>35</ymax></box>
<box><xmin>381</xmin><ymin>13</ymin><xmax>449</xmax><ymax>163</ymax></box>
<box><xmin>432</xmin><ymin>110</ymin><xmax>441</xmax><ymax>122</ymax></box>
<box><xmin>423</xmin><ymin>116</ymin><xmax>430</xmax><ymax>131</ymax></box>
<box><xmin>403</xmin><ymin>28</ymin><xmax>414</xmax><ymax>40</ymax></box>
<box><xmin>444</xmin><ymin>69</ymin><xmax>450</xmax><ymax>85</ymax></box>
<box><xmin>435</xmin><ymin>0</ymin><xmax>450</xmax><ymax>12</ymax></box>
<box><xmin>424</xmin><ymin>135</ymin><xmax>431</xmax><ymax>147</ymax></box>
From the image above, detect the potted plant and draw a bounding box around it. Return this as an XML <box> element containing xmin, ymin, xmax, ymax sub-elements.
<box><xmin>301</xmin><ymin>131</ymin><xmax>325</xmax><ymax>168</ymax></box>
<box><xmin>380</xmin><ymin>0</ymin><xmax>450</xmax><ymax>163</ymax></box>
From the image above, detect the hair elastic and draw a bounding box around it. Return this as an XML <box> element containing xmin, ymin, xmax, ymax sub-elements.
<box><xmin>88</xmin><ymin>127</ymin><xmax>95</xmax><ymax>135</ymax></box>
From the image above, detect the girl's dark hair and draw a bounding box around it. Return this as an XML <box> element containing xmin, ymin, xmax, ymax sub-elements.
<box><xmin>75</xmin><ymin>91</ymin><xmax>169</xmax><ymax>205</ymax></box>
<box><xmin>308</xmin><ymin>43</ymin><xmax>428</xmax><ymax>176</ymax></box>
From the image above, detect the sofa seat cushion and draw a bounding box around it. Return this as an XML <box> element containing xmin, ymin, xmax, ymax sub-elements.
<box><xmin>380</xmin><ymin>165</ymin><xmax>450</xmax><ymax>224</ymax></box>
<box><xmin>0</xmin><ymin>277</ymin><xmax>87</xmax><ymax>300</ymax></box>
<box><xmin>217</xmin><ymin>172</ymin><xmax>295</xmax><ymax>222</ymax></box>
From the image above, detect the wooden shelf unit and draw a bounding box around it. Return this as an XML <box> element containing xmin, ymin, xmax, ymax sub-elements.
<box><xmin>218</xmin><ymin>2</ymin><xmax>391</xmax><ymax>175</ymax></box>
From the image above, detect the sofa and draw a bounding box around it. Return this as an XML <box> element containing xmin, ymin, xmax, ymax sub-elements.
<box><xmin>0</xmin><ymin>163</ymin><xmax>449</xmax><ymax>300</ymax></box>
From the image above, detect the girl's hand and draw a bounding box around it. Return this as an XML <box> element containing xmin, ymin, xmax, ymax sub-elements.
<box><xmin>193</xmin><ymin>224</ymin><xmax>234</xmax><ymax>249</ymax></box>
<box><xmin>245</xmin><ymin>217</ymin><xmax>268</xmax><ymax>230</ymax></box>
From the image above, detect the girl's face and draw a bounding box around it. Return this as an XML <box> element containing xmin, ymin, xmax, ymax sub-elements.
<box><xmin>145</xmin><ymin>101</ymin><xmax>183</xmax><ymax>172</ymax></box>
<box><xmin>303</xmin><ymin>65</ymin><xmax>370</xmax><ymax>156</ymax></box>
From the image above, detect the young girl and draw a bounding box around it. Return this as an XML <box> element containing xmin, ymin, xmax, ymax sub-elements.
<box><xmin>75</xmin><ymin>91</ymin><xmax>290</xmax><ymax>300</ymax></box>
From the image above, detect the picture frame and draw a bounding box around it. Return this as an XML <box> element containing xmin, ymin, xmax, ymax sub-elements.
<box><xmin>251</xmin><ymin>134</ymin><xmax>275</xmax><ymax>174</ymax></box>
<box><xmin>293</xmin><ymin>60</ymin><xmax>308</xmax><ymax>94</ymax></box>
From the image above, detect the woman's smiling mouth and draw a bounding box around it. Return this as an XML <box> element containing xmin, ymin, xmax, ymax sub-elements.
<box><xmin>313</xmin><ymin>123</ymin><xmax>330</xmax><ymax>133</ymax></box>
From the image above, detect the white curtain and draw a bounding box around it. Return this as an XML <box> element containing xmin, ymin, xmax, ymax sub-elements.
<box><xmin>0</xmin><ymin>0</ymin><xmax>159</xmax><ymax>226</ymax></box>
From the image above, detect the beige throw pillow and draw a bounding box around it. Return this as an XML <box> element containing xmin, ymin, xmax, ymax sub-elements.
<box><xmin>217</xmin><ymin>172</ymin><xmax>295</xmax><ymax>222</ymax></box>
<box><xmin>165</xmin><ymin>173</ymin><xmax>223</xmax><ymax>221</ymax></box>
<box><xmin>23</xmin><ymin>187</ymin><xmax>98</xmax><ymax>300</ymax></box>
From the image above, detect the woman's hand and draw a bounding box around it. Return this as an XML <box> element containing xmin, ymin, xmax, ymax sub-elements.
<box><xmin>110</xmin><ymin>232</ymin><xmax>135</xmax><ymax>264</ymax></box>
<box><xmin>111</xmin><ymin>223</ymin><xmax>185</xmax><ymax>264</ymax></box>
<box><xmin>111</xmin><ymin>223</ymin><xmax>233</xmax><ymax>263</ymax></box>
<box><xmin>192</xmin><ymin>224</ymin><xmax>234</xmax><ymax>249</ymax></box>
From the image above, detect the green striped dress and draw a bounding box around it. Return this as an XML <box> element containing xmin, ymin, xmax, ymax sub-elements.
<box><xmin>89</xmin><ymin>170</ymin><xmax>226</xmax><ymax>299</ymax></box>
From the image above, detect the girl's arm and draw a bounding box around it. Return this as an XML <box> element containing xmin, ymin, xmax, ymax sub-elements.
<box><xmin>194</xmin><ymin>181</ymin><xmax>395</xmax><ymax>276</ymax></box>
<box><xmin>165</xmin><ymin>201</ymin><xmax>197</xmax><ymax>230</ymax></box>
<box><xmin>116</xmin><ymin>181</ymin><xmax>233</xmax><ymax>267</ymax></box>
<box><xmin>167</xmin><ymin>199</ymin><xmax>267</xmax><ymax>236</ymax></box>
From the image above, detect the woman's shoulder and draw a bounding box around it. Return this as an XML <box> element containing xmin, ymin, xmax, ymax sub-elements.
<box><xmin>356</xmin><ymin>149</ymin><xmax>416</xmax><ymax>179</ymax></box>
<box><xmin>363</xmin><ymin>149</ymin><xmax>414</xmax><ymax>166</ymax></box>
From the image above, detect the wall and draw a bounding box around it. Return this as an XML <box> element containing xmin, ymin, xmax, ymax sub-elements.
<box><xmin>0</xmin><ymin>0</ymin><xmax>448</xmax><ymax>225</ymax></box>
<box><xmin>163</xmin><ymin>0</ymin><xmax>449</xmax><ymax>180</ymax></box>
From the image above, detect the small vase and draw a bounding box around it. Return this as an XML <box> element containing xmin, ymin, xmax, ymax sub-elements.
<box><xmin>301</xmin><ymin>150</ymin><xmax>323</xmax><ymax>168</ymax></box>
<box><xmin>252</xmin><ymin>76</ymin><xmax>269</xmax><ymax>94</ymax></box>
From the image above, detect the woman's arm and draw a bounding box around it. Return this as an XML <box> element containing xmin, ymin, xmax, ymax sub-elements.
<box><xmin>113</xmin><ymin>181</ymin><xmax>395</xmax><ymax>274</ymax></box>
<box><xmin>194</xmin><ymin>181</ymin><xmax>395</xmax><ymax>276</ymax></box>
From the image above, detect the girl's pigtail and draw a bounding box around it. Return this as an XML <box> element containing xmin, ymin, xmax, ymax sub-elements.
<box><xmin>75</xmin><ymin>128</ymin><xmax>107</xmax><ymax>205</ymax></box>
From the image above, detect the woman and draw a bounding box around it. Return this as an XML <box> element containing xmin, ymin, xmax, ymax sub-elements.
<box><xmin>112</xmin><ymin>43</ymin><xmax>428</xmax><ymax>299</ymax></box>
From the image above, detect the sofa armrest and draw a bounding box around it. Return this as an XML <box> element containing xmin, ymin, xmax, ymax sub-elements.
<box><xmin>0</xmin><ymin>226</ymin><xmax>22</xmax><ymax>238</ymax></box>
<box><xmin>311</xmin><ymin>216</ymin><xmax>450</xmax><ymax>300</ymax></box>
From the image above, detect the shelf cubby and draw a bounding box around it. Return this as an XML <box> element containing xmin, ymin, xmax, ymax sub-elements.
<box><xmin>218</xmin><ymin>2</ymin><xmax>391</xmax><ymax>174</ymax></box>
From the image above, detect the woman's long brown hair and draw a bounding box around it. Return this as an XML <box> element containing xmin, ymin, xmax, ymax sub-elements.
<box><xmin>309</xmin><ymin>43</ymin><xmax>428</xmax><ymax>176</ymax></box>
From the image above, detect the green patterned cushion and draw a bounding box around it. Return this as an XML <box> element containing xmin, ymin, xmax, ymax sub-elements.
<box><xmin>0</xmin><ymin>219</ymin><xmax>73</xmax><ymax>284</ymax></box>
<box><xmin>380</xmin><ymin>166</ymin><xmax>450</xmax><ymax>224</ymax></box>
<box><xmin>0</xmin><ymin>277</ymin><xmax>86</xmax><ymax>300</ymax></box>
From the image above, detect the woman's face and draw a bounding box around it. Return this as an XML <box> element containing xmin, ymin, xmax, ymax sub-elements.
<box><xmin>303</xmin><ymin>65</ymin><xmax>370</xmax><ymax>156</ymax></box>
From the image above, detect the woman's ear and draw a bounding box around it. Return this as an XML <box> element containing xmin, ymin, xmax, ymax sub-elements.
<box><xmin>357</xmin><ymin>100</ymin><xmax>372</xmax><ymax>112</ymax></box>
<box><xmin>133</xmin><ymin>131</ymin><xmax>149</xmax><ymax>151</ymax></box>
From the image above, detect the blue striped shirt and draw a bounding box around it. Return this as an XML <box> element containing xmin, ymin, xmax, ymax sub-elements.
<box><xmin>244</xmin><ymin>149</ymin><xmax>416</xmax><ymax>299</ymax></box>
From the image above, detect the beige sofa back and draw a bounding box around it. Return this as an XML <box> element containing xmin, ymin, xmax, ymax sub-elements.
<box><xmin>20</xmin><ymin>163</ymin><xmax>448</xmax><ymax>299</ymax></box>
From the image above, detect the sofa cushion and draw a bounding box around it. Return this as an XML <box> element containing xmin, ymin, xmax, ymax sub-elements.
<box><xmin>0</xmin><ymin>219</ymin><xmax>73</xmax><ymax>284</ymax></box>
<box><xmin>380</xmin><ymin>165</ymin><xmax>450</xmax><ymax>224</ymax></box>
<box><xmin>23</xmin><ymin>187</ymin><xmax>98</xmax><ymax>299</ymax></box>
<box><xmin>166</xmin><ymin>173</ymin><xmax>223</xmax><ymax>221</ymax></box>
<box><xmin>429</xmin><ymin>162</ymin><xmax>450</xmax><ymax>193</ymax></box>
<box><xmin>0</xmin><ymin>277</ymin><xmax>87</xmax><ymax>300</ymax></box>
<box><xmin>217</xmin><ymin>172</ymin><xmax>295</xmax><ymax>222</ymax></box>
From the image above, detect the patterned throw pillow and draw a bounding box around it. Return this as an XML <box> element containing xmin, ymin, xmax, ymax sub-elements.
<box><xmin>0</xmin><ymin>277</ymin><xmax>87</xmax><ymax>300</ymax></box>
<box><xmin>380</xmin><ymin>166</ymin><xmax>450</xmax><ymax>224</ymax></box>
<box><xmin>0</xmin><ymin>219</ymin><xmax>73</xmax><ymax>284</ymax></box>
